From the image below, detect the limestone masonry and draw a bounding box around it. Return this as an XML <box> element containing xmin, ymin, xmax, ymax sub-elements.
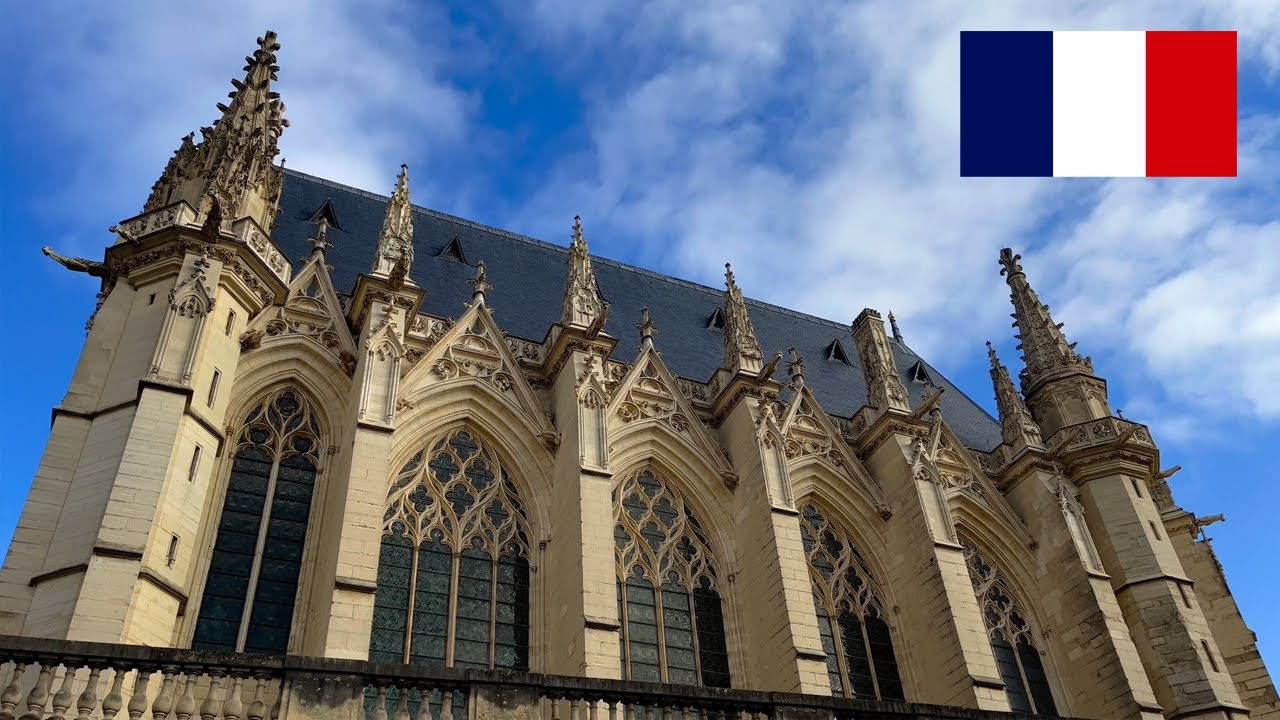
<box><xmin>1</xmin><ymin>30</ymin><xmax>1275</xmax><ymax>720</ymax></box>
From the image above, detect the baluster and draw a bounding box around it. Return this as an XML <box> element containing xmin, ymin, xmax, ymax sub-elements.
<box><xmin>126</xmin><ymin>670</ymin><xmax>152</xmax><ymax>720</ymax></box>
<box><xmin>371</xmin><ymin>685</ymin><xmax>389</xmax><ymax>720</ymax></box>
<box><xmin>1</xmin><ymin>662</ymin><xmax>27</xmax><ymax>720</ymax></box>
<box><xmin>625</xmin><ymin>701</ymin><xmax>638</xmax><ymax>720</ymax></box>
<box><xmin>588</xmin><ymin>697</ymin><xmax>600</xmax><ymax>720</ymax></box>
<box><xmin>606</xmin><ymin>700</ymin><xmax>617</xmax><ymax>720</ymax></box>
<box><xmin>152</xmin><ymin>669</ymin><xmax>178</xmax><ymax>720</ymax></box>
<box><xmin>19</xmin><ymin>663</ymin><xmax>55</xmax><ymax>720</ymax></box>
<box><xmin>200</xmin><ymin>672</ymin><xmax>225</xmax><ymax>720</ymax></box>
<box><xmin>101</xmin><ymin>668</ymin><xmax>126</xmax><ymax>720</ymax></box>
<box><xmin>550</xmin><ymin>697</ymin><xmax>561</xmax><ymax>720</ymax></box>
<box><xmin>438</xmin><ymin>689</ymin><xmax>453</xmax><ymax>720</ymax></box>
<box><xmin>174</xmin><ymin>673</ymin><xmax>196</xmax><ymax>720</ymax></box>
<box><xmin>74</xmin><ymin>666</ymin><xmax>101</xmax><ymax>720</ymax></box>
<box><xmin>571</xmin><ymin>698</ymin><xmax>583</xmax><ymax>720</ymax></box>
<box><xmin>269</xmin><ymin>679</ymin><xmax>281</xmax><ymax>720</ymax></box>
<box><xmin>223</xmin><ymin>675</ymin><xmax>245</xmax><ymax>720</ymax></box>
<box><xmin>49</xmin><ymin>664</ymin><xmax>77</xmax><ymax>720</ymax></box>
<box><xmin>754</xmin><ymin>712</ymin><xmax>768</xmax><ymax>720</ymax></box>
<box><xmin>246</xmin><ymin>675</ymin><xmax>269</xmax><ymax>720</ymax></box>
<box><xmin>393</xmin><ymin>685</ymin><xmax>410</xmax><ymax>720</ymax></box>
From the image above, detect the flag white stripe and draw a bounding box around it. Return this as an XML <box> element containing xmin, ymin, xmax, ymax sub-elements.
<box><xmin>1052</xmin><ymin>31</ymin><xmax>1147</xmax><ymax>177</ymax></box>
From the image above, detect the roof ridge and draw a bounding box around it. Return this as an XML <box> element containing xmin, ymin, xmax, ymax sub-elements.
<box><xmin>283</xmin><ymin>167</ymin><xmax>861</xmax><ymax>336</ymax></box>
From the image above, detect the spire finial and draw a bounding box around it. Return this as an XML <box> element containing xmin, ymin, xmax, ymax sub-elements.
<box><xmin>638</xmin><ymin>307</ymin><xmax>657</xmax><ymax>348</ymax></box>
<box><xmin>561</xmin><ymin>214</ymin><xmax>607</xmax><ymax>330</ymax></box>
<box><xmin>468</xmin><ymin>260</ymin><xmax>492</xmax><ymax>304</ymax></box>
<box><xmin>722</xmin><ymin>262</ymin><xmax>764</xmax><ymax>374</ymax></box>
<box><xmin>999</xmin><ymin>247</ymin><xmax>1094</xmax><ymax>394</ymax></box>
<box><xmin>888</xmin><ymin>311</ymin><xmax>903</xmax><ymax>343</ymax></box>
<box><xmin>987</xmin><ymin>340</ymin><xmax>1044</xmax><ymax>451</ymax></box>
<box><xmin>787</xmin><ymin>347</ymin><xmax>806</xmax><ymax>386</ymax></box>
<box><xmin>309</xmin><ymin>216</ymin><xmax>333</xmax><ymax>256</ymax></box>
<box><xmin>139</xmin><ymin>30</ymin><xmax>289</xmax><ymax>230</ymax></box>
<box><xmin>373</xmin><ymin>164</ymin><xmax>415</xmax><ymax>277</ymax></box>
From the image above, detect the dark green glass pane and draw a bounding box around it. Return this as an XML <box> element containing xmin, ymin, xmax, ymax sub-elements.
<box><xmin>865</xmin><ymin>613</ymin><xmax>904</xmax><ymax>701</ymax></box>
<box><xmin>1018</xmin><ymin>639</ymin><xmax>1057</xmax><ymax>715</ymax></box>
<box><xmin>838</xmin><ymin>614</ymin><xmax>874</xmax><ymax>698</ymax></box>
<box><xmin>694</xmin><ymin>588</ymin><xmax>731</xmax><ymax>688</ymax></box>
<box><xmin>992</xmin><ymin>634</ymin><xmax>1031</xmax><ymax>712</ymax></box>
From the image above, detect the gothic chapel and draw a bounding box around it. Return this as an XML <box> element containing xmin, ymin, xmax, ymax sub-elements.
<box><xmin>1</xmin><ymin>31</ymin><xmax>1276</xmax><ymax>720</ymax></box>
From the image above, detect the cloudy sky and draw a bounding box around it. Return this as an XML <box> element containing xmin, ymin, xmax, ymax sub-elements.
<box><xmin>2</xmin><ymin>0</ymin><xmax>1277</xmax><ymax>670</ymax></box>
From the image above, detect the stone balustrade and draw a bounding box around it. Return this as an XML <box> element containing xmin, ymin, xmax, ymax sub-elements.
<box><xmin>0</xmin><ymin>636</ymin><xmax>1078</xmax><ymax>720</ymax></box>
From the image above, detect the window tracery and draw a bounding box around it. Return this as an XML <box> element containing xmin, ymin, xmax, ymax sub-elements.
<box><xmin>960</xmin><ymin>537</ymin><xmax>1057</xmax><ymax>715</ymax></box>
<box><xmin>614</xmin><ymin>468</ymin><xmax>731</xmax><ymax>687</ymax></box>
<box><xmin>799</xmin><ymin>503</ymin><xmax>904</xmax><ymax>701</ymax></box>
<box><xmin>193</xmin><ymin>386</ymin><xmax>321</xmax><ymax>654</ymax></box>
<box><xmin>371</xmin><ymin>428</ymin><xmax>531</xmax><ymax>670</ymax></box>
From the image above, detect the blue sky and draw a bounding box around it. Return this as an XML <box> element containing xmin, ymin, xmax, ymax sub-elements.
<box><xmin>2</xmin><ymin>0</ymin><xmax>1277</xmax><ymax>672</ymax></box>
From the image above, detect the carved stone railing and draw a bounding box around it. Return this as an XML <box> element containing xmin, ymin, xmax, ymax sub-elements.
<box><xmin>113</xmin><ymin>204</ymin><xmax>200</xmax><ymax>244</ymax></box>
<box><xmin>232</xmin><ymin>219</ymin><xmax>292</xmax><ymax>284</ymax></box>
<box><xmin>0</xmin><ymin>636</ymin><xmax>1081</xmax><ymax>720</ymax></box>
<box><xmin>1044</xmin><ymin>416</ymin><xmax>1155</xmax><ymax>457</ymax></box>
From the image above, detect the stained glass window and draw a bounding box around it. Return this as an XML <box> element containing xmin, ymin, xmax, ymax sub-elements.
<box><xmin>961</xmin><ymin>537</ymin><xmax>1058</xmax><ymax>715</ymax></box>
<box><xmin>370</xmin><ymin>429</ymin><xmax>530</xmax><ymax>670</ymax></box>
<box><xmin>799</xmin><ymin>503</ymin><xmax>904</xmax><ymax>701</ymax></box>
<box><xmin>193</xmin><ymin>387</ymin><xmax>321</xmax><ymax>654</ymax></box>
<box><xmin>614</xmin><ymin>468</ymin><xmax>731</xmax><ymax>688</ymax></box>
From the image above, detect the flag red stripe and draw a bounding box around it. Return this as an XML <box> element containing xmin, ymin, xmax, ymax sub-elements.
<box><xmin>1146</xmin><ymin>31</ymin><xmax>1237</xmax><ymax>177</ymax></box>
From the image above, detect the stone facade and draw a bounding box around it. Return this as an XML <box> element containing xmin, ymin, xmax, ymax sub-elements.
<box><xmin>2</xmin><ymin>30</ymin><xmax>1276</xmax><ymax>720</ymax></box>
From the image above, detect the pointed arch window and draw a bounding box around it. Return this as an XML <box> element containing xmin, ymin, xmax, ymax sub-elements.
<box><xmin>799</xmin><ymin>503</ymin><xmax>904</xmax><ymax>701</ymax></box>
<box><xmin>193</xmin><ymin>387</ymin><xmax>321</xmax><ymax>654</ymax></box>
<box><xmin>370</xmin><ymin>429</ymin><xmax>531</xmax><ymax>669</ymax></box>
<box><xmin>614</xmin><ymin>468</ymin><xmax>731</xmax><ymax>688</ymax></box>
<box><xmin>961</xmin><ymin>538</ymin><xmax>1058</xmax><ymax>715</ymax></box>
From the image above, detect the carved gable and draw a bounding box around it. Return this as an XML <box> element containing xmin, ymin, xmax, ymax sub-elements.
<box><xmin>779</xmin><ymin>386</ymin><xmax>886</xmax><ymax>504</ymax></box>
<box><xmin>242</xmin><ymin>253</ymin><xmax>356</xmax><ymax>365</ymax></box>
<box><xmin>399</xmin><ymin>302</ymin><xmax>555</xmax><ymax>437</ymax></box>
<box><xmin>608</xmin><ymin>347</ymin><xmax>731</xmax><ymax>474</ymax></box>
<box><xmin>925</xmin><ymin>420</ymin><xmax>1032</xmax><ymax>540</ymax></box>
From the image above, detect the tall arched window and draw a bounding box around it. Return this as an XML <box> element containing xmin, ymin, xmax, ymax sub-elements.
<box><xmin>193</xmin><ymin>387</ymin><xmax>321</xmax><ymax>654</ymax></box>
<box><xmin>961</xmin><ymin>538</ymin><xmax>1057</xmax><ymax>715</ymax></box>
<box><xmin>371</xmin><ymin>428</ymin><xmax>531</xmax><ymax>669</ymax></box>
<box><xmin>799</xmin><ymin>503</ymin><xmax>904</xmax><ymax>701</ymax></box>
<box><xmin>614</xmin><ymin>468</ymin><xmax>731</xmax><ymax>688</ymax></box>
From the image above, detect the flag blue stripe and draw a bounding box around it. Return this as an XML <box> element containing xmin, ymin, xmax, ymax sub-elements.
<box><xmin>960</xmin><ymin>31</ymin><xmax>1054</xmax><ymax>177</ymax></box>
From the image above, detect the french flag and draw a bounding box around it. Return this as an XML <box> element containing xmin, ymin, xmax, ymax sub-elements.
<box><xmin>961</xmin><ymin>31</ymin><xmax>1237</xmax><ymax>177</ymax></box>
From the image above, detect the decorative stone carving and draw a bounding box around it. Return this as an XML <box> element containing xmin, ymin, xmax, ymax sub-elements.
<box><xmin>560</xmin><ymin>215</ymin><xmax>608</xmax><ymax>332</ymax></box>
<box><xmin>987</xmin><ymin>341</ymin><xmax>1044</xmax><ymax>452</ymax></box>
<box><xmin>722</xmin><ymin>264</ymin><xmax>765</xmax><ymax>374</ymax></box>
<box><xmin>372</xmin><ymin>165</ymin><xmax>415</xmax><ymax>278</ymax></box>
<box><xmin>851</xmin><ymin>308</ymin><xmax>910</xmax><ymax>412</ymax></box>
<box><xmin>999</xmin><ymin>249</ymin><xmax>1094</xmax><ymax>392</ymax></box>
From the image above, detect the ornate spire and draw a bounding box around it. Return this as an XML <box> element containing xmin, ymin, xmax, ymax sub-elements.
<box><xmin>561</xmin><ymin>215</ymin><xmax>608</xmax><ymax>330</ymax></box>
<box><xmin>638</xmin><ymin>307</ymin><xmax>657</xmax><ymax>349</ymax></box>
<box><xmin>851</xmin><ymin>308</ymin><xmax>910</xmax><ymax>412</ymax></box>
<box><xmin>888</xmin><ymin>311</ymin><xmax>904</xmax><ymax>343</ymax></box>
<box><xmin>999</xmin><ymin>248</ymin><xmax>1093</xmax><ymax>392</ymax></box>
<box><xmin>787</xmin><ymin>347</ymin><xmax>806</xmax><ymax>387</ymax></box>
<box><xmin>142</xmin><ymin>31</ymin><xmax>289</xmax><ymax>231</ymax></box>
<box><xmin>468</xmin><ymin>260</ymin><xmax>492</xmax><ymax>304</ymax></box>
<box><xmin>722</xmin><ymin>263</ymin><xmax>764</xmax><ymax>373</ymax></box>
<box><xmin>987</xmin><ymin>341</ymin><xmax>1044</xmax><ymax>451</ymax></box>
<box><xmin>373</xmin><ymin>164</ymin><xmax>415</xmax><ymax>277</ymax></box>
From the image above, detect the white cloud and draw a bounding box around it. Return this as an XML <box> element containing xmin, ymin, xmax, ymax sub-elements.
<box><xmin>7</xmin><ymin>0</ymin><xmax>476</xmax><ymax>254</ymax></box>
<box><xmin>506</xmin><ymin>0</ymin><xmax>1280</xmax><ymax>426</ymax></box>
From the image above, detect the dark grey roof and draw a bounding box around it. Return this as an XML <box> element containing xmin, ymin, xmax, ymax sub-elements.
<box><xmin>272</xmin><ymin>169</ymin><xmax>1003</xmax><ymax>452</ymax></box>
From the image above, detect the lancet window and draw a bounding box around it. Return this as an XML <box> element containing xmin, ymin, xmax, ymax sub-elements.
<box><xmin>961</xmin><ymin>538</ymin><xmax>1058</xmax><ymax>715</ymax></box>
<box><xmin>799</xmin><ymin>503</ymin><xmax>905</xmax><ymax>701</ymax></box>
<box><xmin>614</xmin><ymin>468</ymin><xmax>731</xmax><ymax>688</ymax></box>
<box><xmin>370</xmin><ymin>429</ymin><xmax>531</xmax><ymax>670</ymax></box>
<box><xmin>193</xmin><ymin>387</ymin><xmax>321</xmax><ymax>654</ymax></box>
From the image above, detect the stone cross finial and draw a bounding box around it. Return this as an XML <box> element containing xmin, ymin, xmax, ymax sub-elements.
<box><xmin>638</xmin><ymin>307</ymin><xmax>657</xmax><ymax>348</ymax></box>
<box><xmin>561</xmin><ymin>214</ymin><xmax>607</xmax><ymax>330</ymax></box>
<box><xmin>987</xmin><ymin>341</ymin><xmax>1044</xmax><ymax>451</ymax></box>
<box><xmin>308</xmin><ymin>217</ymin><xmax>332</xmax><ymax>256</ymax></box>
<box><xmin>722</xmin><ymin>262</ymin><xmax>764</xmax><ymax>374</ymax></box>
<box><xmin>786</xmin><ymin>347</ymin><xmax>806</xmax><ymax>386</ymax></box>
<box><xmin>468</xmin><ymin>260</ymin><xmax>492</xmax><ymax>304</ymax></box>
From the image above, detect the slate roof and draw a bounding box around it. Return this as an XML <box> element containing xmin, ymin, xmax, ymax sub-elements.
<box><xmin>272</xmin><ymin>169</ymin><xmax>1003</xmax><ymax>452</ymax></box>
